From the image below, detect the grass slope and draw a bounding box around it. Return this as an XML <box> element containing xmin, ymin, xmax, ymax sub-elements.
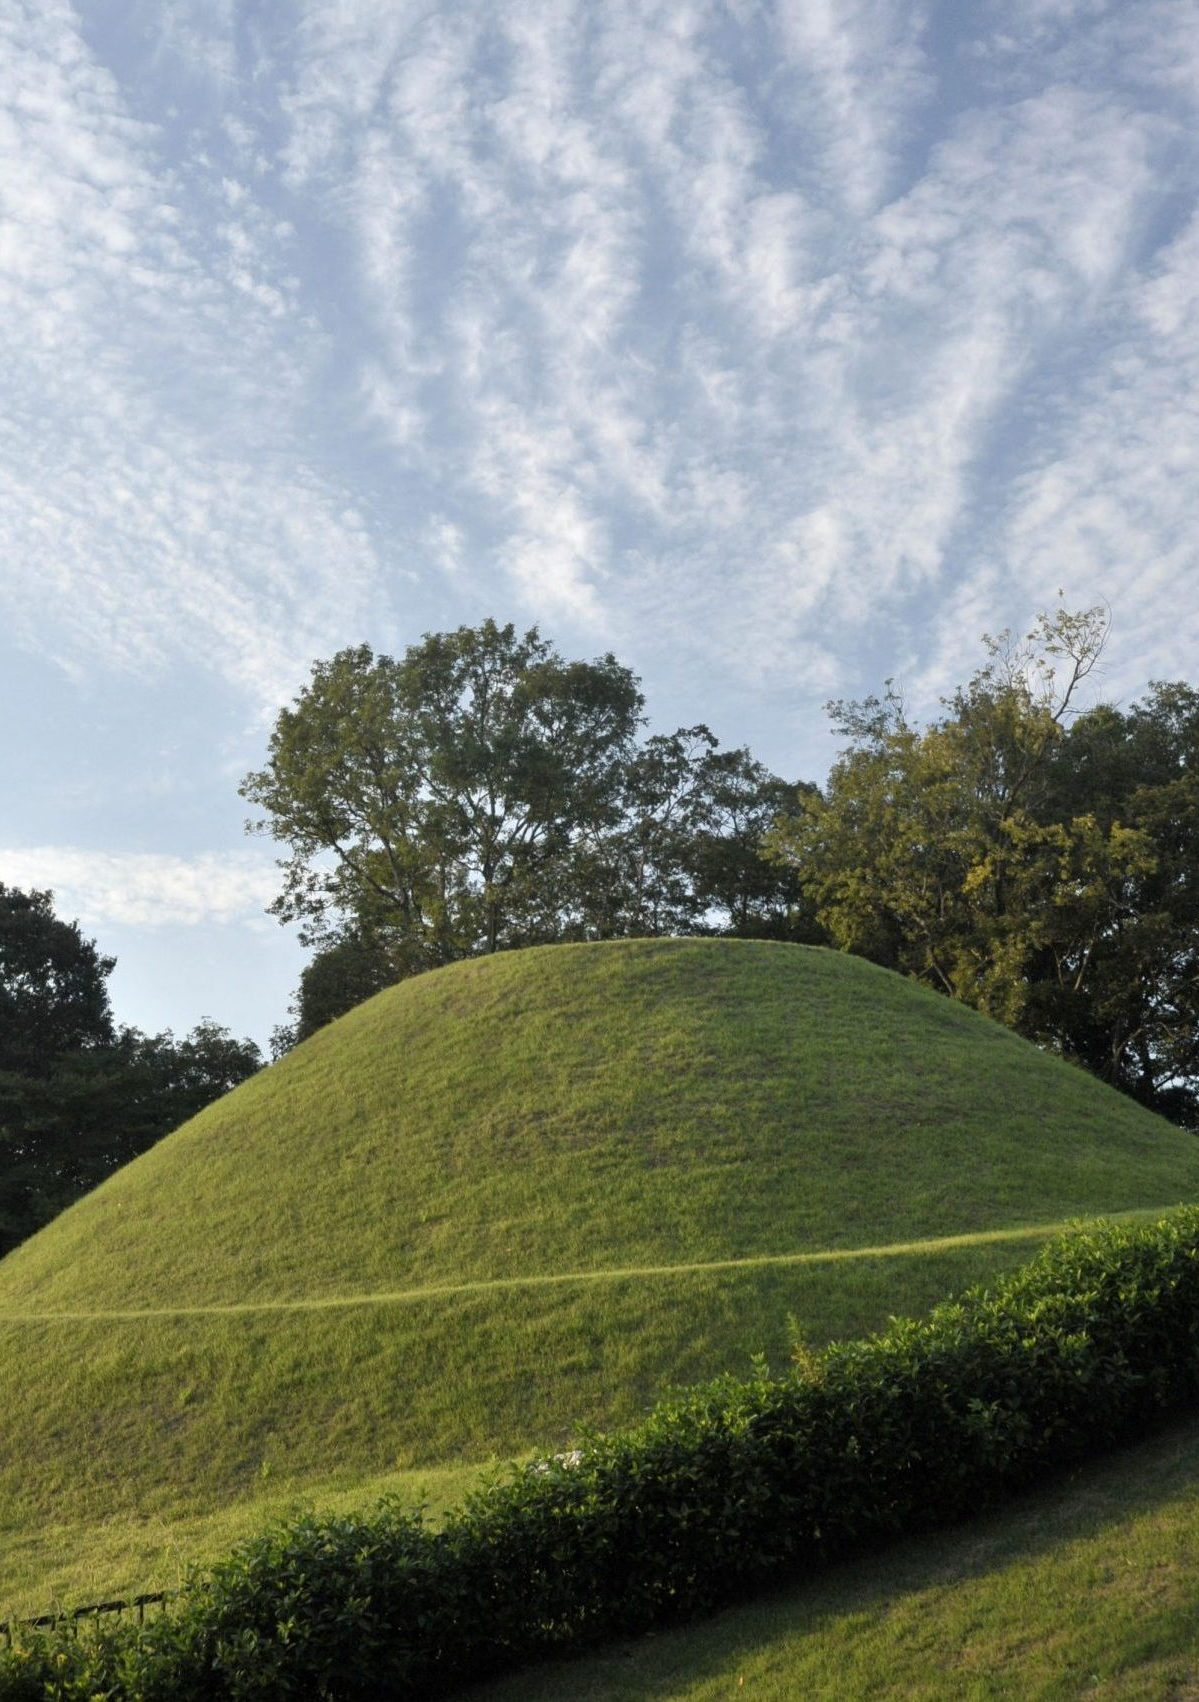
<box><xmin>4</xmin><ymin>939</ymin><xmax>1194</xmax><ymax>1310</ymax></box>
<box><xmin>469</xmin><ymin>1416</ymin><xmax>1199</xmax><ymax>1700</ymax></box>
<box><xmin>1</xmin><ymin>938</ymin><xmax>1195</xmax><ymax>1612</ymax></box>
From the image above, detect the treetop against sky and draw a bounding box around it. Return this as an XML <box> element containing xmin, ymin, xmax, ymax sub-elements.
<box><xmin>1</xmin><ymin>0</ymin><xmax>1196</xmax><ymax>1044</ymax></box>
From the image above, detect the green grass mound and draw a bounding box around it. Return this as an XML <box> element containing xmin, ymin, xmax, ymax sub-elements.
<box><xmin>1</xmin><ymin>938</ymin><xmax>1195</xmax><ymax>1611</ymax></box>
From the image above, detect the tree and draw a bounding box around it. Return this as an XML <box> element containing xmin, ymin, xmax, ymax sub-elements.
<box><xmin>768</xmin><ymin>609</ymin><xmax>1111</xmax><ymax>1007</ymax></box>
<box><xmin>0</xmin><ymin>884</ymin><xmax>118</xmax><ymax>1246</ymax></box>
<box><xmin>241</xmin><ymin>621</ymin><xmax>645</xmax><ymax>964</ymax></box>
<box><xmin>270</xmin><ymin>928</ymin><xmax>411</xmax><ymax>1055</ymax></box>
<box><xmin>1030</xmin><ymin>682</ymin><xmax>1199</xmax><ymax>1120</ymax></box>
<box><xmin>687</xmin><ymin>750</ymin><xmax>826</xmax><ymax>942</ymax></box>
<box><xmin>0</xmin><ymin>887</ymin><xmax>261</xmax><ymax>1253</ymax></box>
<box><xmin>576</xmin><ymin>729</ymin><xmax>826</xmax><ymax>943</ymax></box>
<box><xmin>0</xmin><ymin>885</ymin><xmax>115</xmax><ymax>1074</ymax></box>
<box><xmin>569</xmin><ymin>726</ymin><xmax>726</xmax><ymax>940</ymax></box>
<box><xmin>107</xmin><ymin>1022</ymin><xmax>263</xmax><ymax>1155</ymax></box>
<box><xmin>768</xmin><ymin>607</ymin><xmax>1199</xmax><ymax>1125</ymax></box>
<box><xmin>266</xmin><ymin>724</ymin><xmax>825</xmax><ymax>1047</ymax></box>
<box><xmin>253</xmin><ymin>623</ymin><xmax>832</xmax><ymax>1036</ymax></box>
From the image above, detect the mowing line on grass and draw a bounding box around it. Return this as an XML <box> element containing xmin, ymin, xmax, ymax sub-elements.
<box><xmin>0</xmin><ymin>1207</ymin><xmax>1173</xmax><ymax>1325</ymax></box>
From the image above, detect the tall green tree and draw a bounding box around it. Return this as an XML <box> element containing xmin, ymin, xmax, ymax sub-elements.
<box><xmin>0</xmin><ymin>884</ymin><xmax>115</xmax><ymax>1073</ymax></box>
<box><xmin>269</xmin><ymin>927</ymin><xmax>412</xmax><ymax>1057</ymax></box>
<box><xmin>1032</xmin><ymin>682</ymin><xmax>1199</xmax><ymax>1120</ymax></box>
<box><xmin>0</xmin><ymin>887</ymin><xmax>261</xmax><ymax>1254</ymax></box>
<box><xmin>572</xmin><ymin>726</ymin><xmax>726</xmax><ymax>940</ymax></box>
<box><xmin>577</xmin><ymin>728</ymin><xmax>823</xmax><ymax>943</ymax></box>
<box><xmin>767</xmin><ymin>609</ymin><xmax>1198</xmax><ymax>1125</ymax></box>
<box><xmin>253</xmin><ymin>625</ymin><xmax>821</xmax><ymax>1045</ymax></box>
<box><xmin>241</xmin><ymin>621</ymin><xmax>644</xmax><ymax>963</ymax></box>
<box><xmin>768</xmin><ymin>608</ymin><xmax>1114</xmax><ymax>1013</ymax></box>
<box><xmin>687</xmin><ymin>749</ymin><xmax>824</xmax><ymax>942</ymax></box>
<box><xmin>0</xmin><ymin>884</ymin><xmax>117</xmax><ymax>1247</ymax></box>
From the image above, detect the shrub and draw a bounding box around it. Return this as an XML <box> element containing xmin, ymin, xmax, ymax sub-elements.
<box><xmin>5</xmin><ymin>1210</ymin><xmax>1199</xmax><ymax>1698</ymax></box>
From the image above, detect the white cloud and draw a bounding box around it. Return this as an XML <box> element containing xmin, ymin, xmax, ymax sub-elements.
<box><xmin>425</xmin><ymin>515</ymin><xmax>465</xmax><ymax>579</ymax></box>
<box><xmin>3</xmin><ymin>0</ymin><xmax>1198</xmax><ymax>726</ymax></box>
<box><xmin>998</xmin><ymin>205</ymin><xmax>1199</xmax><ymax>698</ymax></box>
<box><xmin>774</xmin><ymin>0</ymin><xmax>933</xmax><ymax>215</ymax></box>
<box><xmin>145</xmin><ymin>0</ymin><xmax>239</xmax><ymax>87</ymax></box>
<box><xmin>0</xmin><ymin>846</ymin><xmax>279</xmax><ymax>929</ymax></box>
<box><xmin>257</xmin><ymin>0</ymin><xmax>1196</xmax><ymax>706</ymax></box>
<box><xmin>0</xmin><ymin>0</ymin><xmax>385</xmax><ymax>708</ymax></box>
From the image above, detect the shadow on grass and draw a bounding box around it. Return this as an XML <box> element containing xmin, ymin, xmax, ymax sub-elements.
<box><xmin>464</xmin><ymin>1415</ymin><xmax>1199</xmax><ymax>1700</ymax></box>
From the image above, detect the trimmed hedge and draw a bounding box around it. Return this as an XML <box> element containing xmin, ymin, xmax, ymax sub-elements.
<box><xmin>5</xmin><ymin>1209</ymin><xmax>1199</xmax><ymax>1698</ymax></box>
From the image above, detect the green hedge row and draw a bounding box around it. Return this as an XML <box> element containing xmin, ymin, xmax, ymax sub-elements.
<box><xmin>5</xmin><ymin>1209</ymin><xmax>1199</xmax><ymax>1699</ymax></box>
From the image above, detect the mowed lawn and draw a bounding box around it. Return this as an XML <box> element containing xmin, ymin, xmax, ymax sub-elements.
<box><xmin>0</xmin><ymin>1458</ymin><xmax>488</xmax><ymax>1624</ymax></box>
<box><xmin>1</xmin><ymin>939</ymin><xmax>1195</xmax><ymax>1619</ymax></box>
<box><xmin>1</xmin><ymin>1227</ymin><xmax>1082</xmax><ymax>1614</ymax></box>
<box><xmin>5</xmin><ymin>941</ymin><xmax>1194</xmax><ymax>1314</ymax></box>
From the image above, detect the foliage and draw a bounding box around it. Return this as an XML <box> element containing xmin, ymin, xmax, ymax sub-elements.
<box><xmin>105</xmin><ymin>1022</ymin><xmax>264</xmax><ymax>1152</ymax></box>
<box><xmin>768</xmin><ymin>609</ymin><xmax>1199</xmax><ymax>1124</ymax></box>
<box><xmin>268</xmin><ymin>928</ymin><xmax>407</xmax><ymax>1056</ymax></box>
<box><xmin>0</xmin><ymin>885</ymin><xmax>115</xmax><ymax>1073</ymax></box>
<box><xmin>1034</xmin><ymin>681</ymin><xmax>1199</xmax><ymax>1123</ymax></box>
<box><xmin>573</xmin><ymin>727</ymin><xmax>824</xmax><ymax>945</ymax></box>
<box><xmin>244</xmin><ymin>624</ymin><xmax>814</xmax><ymax>1040</ymax></box>
<box><xmin>0</xmin><ymin>887</ymin><xmax>261</xmax><ymax>1254</ymax></box>
<box><xmin>240</xmin><ymin>622</ymin><xmax>645</xmax><ymax>965</ymax></box>
<box><xmin>687</xmin><ymin>752</ymin><xmax>824</xmax><ymax>942</ymax></box>
<box><xmin>7</xmin><ymin>1210</ymin><xmax>1199</xmax><ymax>1698</ymax></box>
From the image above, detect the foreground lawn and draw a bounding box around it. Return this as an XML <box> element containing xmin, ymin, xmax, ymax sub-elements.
<box><xmin>469</xmin><ymin>1418</ymin><xmax>1199</xmax><ymax>1700</ymax></box>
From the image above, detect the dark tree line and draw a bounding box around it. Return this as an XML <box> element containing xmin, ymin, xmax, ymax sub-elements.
<box><xmin>0</xmin><ymin>885</ymin><xmax>261</xmax><ymax>1253</ymax></box>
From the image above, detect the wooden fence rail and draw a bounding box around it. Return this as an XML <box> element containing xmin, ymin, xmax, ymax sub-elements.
<box><xmin>0</xmin><ymin>1590</ymin><xmax>171</xmax><ymax>1646</ymax></box>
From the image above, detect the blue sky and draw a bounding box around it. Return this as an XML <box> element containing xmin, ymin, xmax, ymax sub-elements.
<box><xmin>2</xmin><ymin>0</ymin><xmax>1197</xmax><ymax>1050</ymax></box>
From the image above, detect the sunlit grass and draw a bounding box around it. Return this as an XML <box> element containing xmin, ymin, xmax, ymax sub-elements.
<box><xmin>0</xmin><ymin>1459</ymin><xmax>488</xmax><ymax>1622</ymax></box>
<box><xmin>2</xmin><ymin>938</ymin><xmax>1194</xmax><ymax>1618</ymax></box>
<box><xmin>5</xmin><ymin>941</ymin><xmax>1191</xmax><ymax>1313</ymax></box>
<box><xmin>0</xmin><ymin>1230</ymin><xmax>1073</xmax><ymax>1609</ymax></box>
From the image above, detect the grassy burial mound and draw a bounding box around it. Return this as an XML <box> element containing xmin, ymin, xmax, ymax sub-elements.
<box><xmin>1</xmin><ymin>937</ymin><xmax>1196</xmax><ymax>1610</ymax></box>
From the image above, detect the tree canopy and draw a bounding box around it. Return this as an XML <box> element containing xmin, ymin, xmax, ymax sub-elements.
<box><xmin>767</xmin><ymin>609</ymin><xmax>1199</xmax><ymax>1126</ymax></box>
<box><xmin>241</xmin><ymin>621</ymin><xmax>645</xmax><ymax>962</ymax></box>
<box><xmin>0</xmin><ymin>884</ymin><xmax>115</xmax><ymax>1073</ymax></box>
<box><xmin>0</xmin><ymin>887</ymin><xmax>261</xmax><ymax>1254</ymax></box>
<box><xmin>247</xmin><ymin>621</ymin><xmax>813</xmax><ymax>1046</ymax></box>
